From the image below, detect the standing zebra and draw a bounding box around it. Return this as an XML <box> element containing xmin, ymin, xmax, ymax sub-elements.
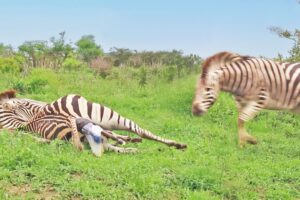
<box><xmin>192</xmin><ymin>51</ymin><xmax>299</xmax><ymax>146</ymax></box>
<box><xmin>0</xmin><ymin>90</ymin><xmax>186</xmax><ymax>155</ymax></box>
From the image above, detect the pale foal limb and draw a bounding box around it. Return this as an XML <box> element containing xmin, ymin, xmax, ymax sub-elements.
<box><xmin>102</xmin><ymin>130</ymin><xmax>142</xmax><ymax>145</ymax></box>
<box><xmin>104</xmin><ymin>143</ymin><xmax>137</xmax><ymax>154</ymax></box>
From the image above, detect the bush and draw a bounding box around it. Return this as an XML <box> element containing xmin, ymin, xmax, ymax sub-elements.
<box><xmin>11</xmin><ymin>80</ymin><xmax>27</xmax><ymax>94</ymax></box>
<box><xmin>62</xmin><ymin>57</ymin><xmax>84</xmax><ymax>71</ymax></box>
<box><xmin>27</xmin><ymin>78</ymin><xmax>48</xmax><ymax>93</ymax></box>
<box><xmin>138</xmin><ymin>67</ymin><xmax>147</xmax><ymax>87</ymax></box>
<box><xmin>11</xmin><ymin>78</ymin><xmax>48</xmax><ymax>94</ymax></box>
<box><xmin>164</xmin><ymin>66</ymin><xmax>176</xmax><ymax>82</ymax></box>
<box><xmin>90</xmin><ymin>57</ymin><xmax>112</xmax><ymax>78</ymax></box>
<box><xmin>0</xmin><ymin>56</ymin><xmax>24</xmax><ymax>73</ymax></box>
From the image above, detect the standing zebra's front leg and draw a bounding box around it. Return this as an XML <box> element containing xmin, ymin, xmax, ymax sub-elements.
<box><xmin>235</xmin><ymin>88</ymin><xmax>268</xmax><ymax>147</ymax></box>
<box><xmin>236</xmin><ymin>100</ymin><xmax>262</xmax><ymax>147</ymax></box>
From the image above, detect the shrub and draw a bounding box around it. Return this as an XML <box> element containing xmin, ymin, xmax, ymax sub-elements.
<box><xmin>0</xmin><ymin>56</ymin><xmax>24</xmax><ymax>73</ymax></box>
<box><xmin>164</xmin><ymin>66</ymin><xmax>176</xmax><ymax>82</ymax></box>
<box><xmin>11</xmin><ymin>80</ymin><xmax>27</xmax><ymax>94</ymax></box>
<box><xmin>90</xmin><ymin>57</ymin><xmax>112</xmax><ymax>78</ymax></box>
<box><xmin>62</xmin><ymin>57</ymin><xmax>84</xmax><ymax>71</ymax></box>
<box><xmin>27</xmin><ymin>78</ymin><xmax>48</xmax><ymax>93</ymax></box>
<box><xmin>138</xmin><ymin>67</ymin><xmax>147</xmax><ymax>87</ymax></box>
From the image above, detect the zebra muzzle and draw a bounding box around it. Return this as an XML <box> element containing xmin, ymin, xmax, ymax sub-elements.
<box><xmin>81</xmin><ymin>122</ymin><xmax>105</xmax><ymax>157</ymax></box>
<box><xmin>192</xmin><ymin>102</ymin><xmax>204</xmax><ymax>116</ymax></box>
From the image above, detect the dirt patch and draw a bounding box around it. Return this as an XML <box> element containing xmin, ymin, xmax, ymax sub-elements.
<box><xmin>35</xmin><ymin>185</ymin><xmax>60</xmax><ymax>200</ymax></box>
<box><xmin>5</xmin><ymin>184</ymin><xmax>60</xmax><ymax>200</ymax></box>
<box><xmin>6</xmin><ymin>184</ymin><xmax>31</xmax><ymax>198</ymax></box>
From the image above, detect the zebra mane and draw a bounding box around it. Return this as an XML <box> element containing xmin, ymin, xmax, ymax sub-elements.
<box><xmin>0</xmin><ymin>90</ymin><xmax>16</xmax><ymax>102</ymax></box>
<box><xmin>201</xmin><ymin>51</ymin><xmax>252</xmax><ymax>80</ymax></box>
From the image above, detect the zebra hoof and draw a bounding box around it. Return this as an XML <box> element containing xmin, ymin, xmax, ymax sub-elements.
<box><xmin>174</xmin><ymin>143</ymin><xmax>187</xmax><ymax>149</ymax></box>
<box><xmin>130</xmin><ymin>138</ymin><xmax>142</xmax><ymax>143</ymax></box>
<box><xmin>239</xmin><ymin>135</ymin><xmax>257</xmax><ymax>147</ymax></box>
<box><xmin>123</xmin><ymin>148</ymin><xmax>138</xmax><ymax>154</ymax></box>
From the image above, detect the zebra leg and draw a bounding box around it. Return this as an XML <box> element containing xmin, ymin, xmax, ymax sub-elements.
<box><xmin>69</xmin><ymin>117</ymin><xmax>84</xmax><ymax>151</ymax></box>
<box><xmin>104</xmin><ymin>143</ymin><xmax>138</xmax><ymax>154</ymax></box>
<box><xmin>236</xmin><ymin>100</ymin><xmax>263</xmax><ymax>147</ymax></box>
<box><xmin>102</xmin><ymin>130</ymin><xmax>142</xmax><ymax>145</ymax></box>
<box><xmin>101</xmin><ymin>130</ymin><xmax>127</xmax><ymax>145</ymax></box>
<box><xmin>110</xmin><ymin>116</ymin><xmax>187</xmax><ymax>149</ymax></box>
<box><xmin>238</xmin><ymin>119</ymin><xmax>257</xmax><ymax>147</ymax></box>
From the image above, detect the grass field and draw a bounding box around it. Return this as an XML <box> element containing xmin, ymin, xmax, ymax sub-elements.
<box><xmin>0</xmin><ymin>68</ymin><xmax>299</xmax><ymax>199</ymax></box>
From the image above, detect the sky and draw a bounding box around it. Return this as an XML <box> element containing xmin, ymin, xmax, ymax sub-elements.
<box><xmin>0</xmin><ymin>0</ymin><xmax>299</xmax><ymax>58</ymax></box>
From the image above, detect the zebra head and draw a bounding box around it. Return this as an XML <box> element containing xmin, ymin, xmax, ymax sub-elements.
<box><xmin>0</xmin><ymin>90</ymin><xmax>27</xmax><ymax>129</ymax></box>
<box><xmin>0</xmin><ymin>90</ymin><xmax>45</xmax><ymax>124</ymax></box>
<box><xmin>192</xmin><ymin>71</ymin><xmax>221</xmax><ymax>116</ymax></box>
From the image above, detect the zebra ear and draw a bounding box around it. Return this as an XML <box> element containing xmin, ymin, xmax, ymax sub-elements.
<box><xmin>0</xmin><ymin>90</ymin><xmax>17</xmax><ymax>102</ymax></box>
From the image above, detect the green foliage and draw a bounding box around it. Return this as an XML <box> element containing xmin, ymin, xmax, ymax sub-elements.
<box><xmin>164</xmin><ymin>66</ymin><xmax>177</xmax><ymax>82</ymax></box>
<box><xmin>138</xmin><ymin>67</ymin><xmax>147</xmax><ymax>87</ymax></box>
<box><xmin>49</xmin><ymin>32</ymin><xmax>74</xmax><ymax>67</ymax></box>
<box><xmin>76</xmin><ymin>35</ymin><xmax>103</xmax><ymax>63</ymax></box>
<box><xmin>270</xmin><ymin>26</ymin><xmax>300</xmax><ymax>62</ymax></box>
<box><xmin>0</xmin><ymin>55</ymin><xmax>24</xmax><ymax>73</ymax></box>
<box><xmin>62</xmin><ymin>56</ymin><xmax>85</xmax><ymax>71</ymax></box>
<box><xmin>18</xmin><ymin>40</ymin><xmax>49</xmax><ymax>68</ymax></box>
<box><xmin>0</xmin><ymin>43</ymin><xmax>14</xmax><ymax>57</ymax></box>
<box><xmin>108</xmin><ymin>48</ymin><xmax>202</xmax><ymax>71</ymax></box>
<box><xmin>0</xmin><ymin>68</ymin><xmax>299</xmax><ymax>199</ymax></box>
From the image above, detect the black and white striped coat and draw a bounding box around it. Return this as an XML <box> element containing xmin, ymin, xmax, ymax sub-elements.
<box><xmin>192</xmin><ymin>52</ymin><xmax>299</xmax><ymax>146</ymax></box>
<box><xmin>0</xmin><ymin>90</ymin><xmax>186</xmax><ymax>154</ymax></box>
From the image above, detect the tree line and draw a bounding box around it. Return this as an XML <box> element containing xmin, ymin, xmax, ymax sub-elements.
<box><xmin>0</xmin><ymin>32</ymin><xmax>202</xmax><ymax>76</ymax></box>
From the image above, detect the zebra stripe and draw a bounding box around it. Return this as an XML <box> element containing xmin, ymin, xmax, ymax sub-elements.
<box><xmin>0</xmin><ymin>92</ymin><xmax>187</xmax><ymax>149</ymax></box>
<box><xmin>43</xmin><ymin>94</ymin><xmax>186</xmax><ymax>149</ymax></box>
<box><xmin>192</xmin><ymin>51</ymin><xmax>299</xmax><ymax>146</ymax></box>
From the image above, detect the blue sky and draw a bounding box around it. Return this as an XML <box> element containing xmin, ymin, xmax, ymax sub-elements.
<box><xmin>0</xmin><ymin>0</ymin><xmax>299</xmax><ymax>58</ymax></box>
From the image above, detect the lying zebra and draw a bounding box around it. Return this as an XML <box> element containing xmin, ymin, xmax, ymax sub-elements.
<box><xmin>0</xmin><ymin>90</ymin><xmax>186</xmax><ymax>156</ymax></box>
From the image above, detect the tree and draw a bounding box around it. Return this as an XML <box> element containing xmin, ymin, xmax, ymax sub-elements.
<box><xmin>18</xmin><ymin>40</ymin><xmax>49</xmax><ymax>67</ymax></box>
<box><xmin>49</xmin><ymin>32</ymin><xmax>73</xmax><ymax>67</ymax></box>
<box><xmin>75</xmin><ymin>35</ymin><xmax>103</xmax><ymax>63</ymax></box>
<box><xmin>269</xmin><ymin>1</ymin><xmax>300</xmax><ymax>61</ymax></box>
<box><xmin>270</xmin><ymin>27</ymin><xmax>300</xmax><ymax>62</ymax></box>
<box><xmin>108</xmin><ymin>48</ymin><xmax>133</xmax><ymax>67</ymax></box>
<box><xmin>0</xmin><ymin>43</ymin><xmax>14</xmax><ymax>57</ymax></box>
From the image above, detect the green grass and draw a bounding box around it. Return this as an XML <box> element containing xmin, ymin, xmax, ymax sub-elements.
<box><xmin>0</xmin><ymin>68</ymin><xmax>299</xmax><ymax>199</ymax></box>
